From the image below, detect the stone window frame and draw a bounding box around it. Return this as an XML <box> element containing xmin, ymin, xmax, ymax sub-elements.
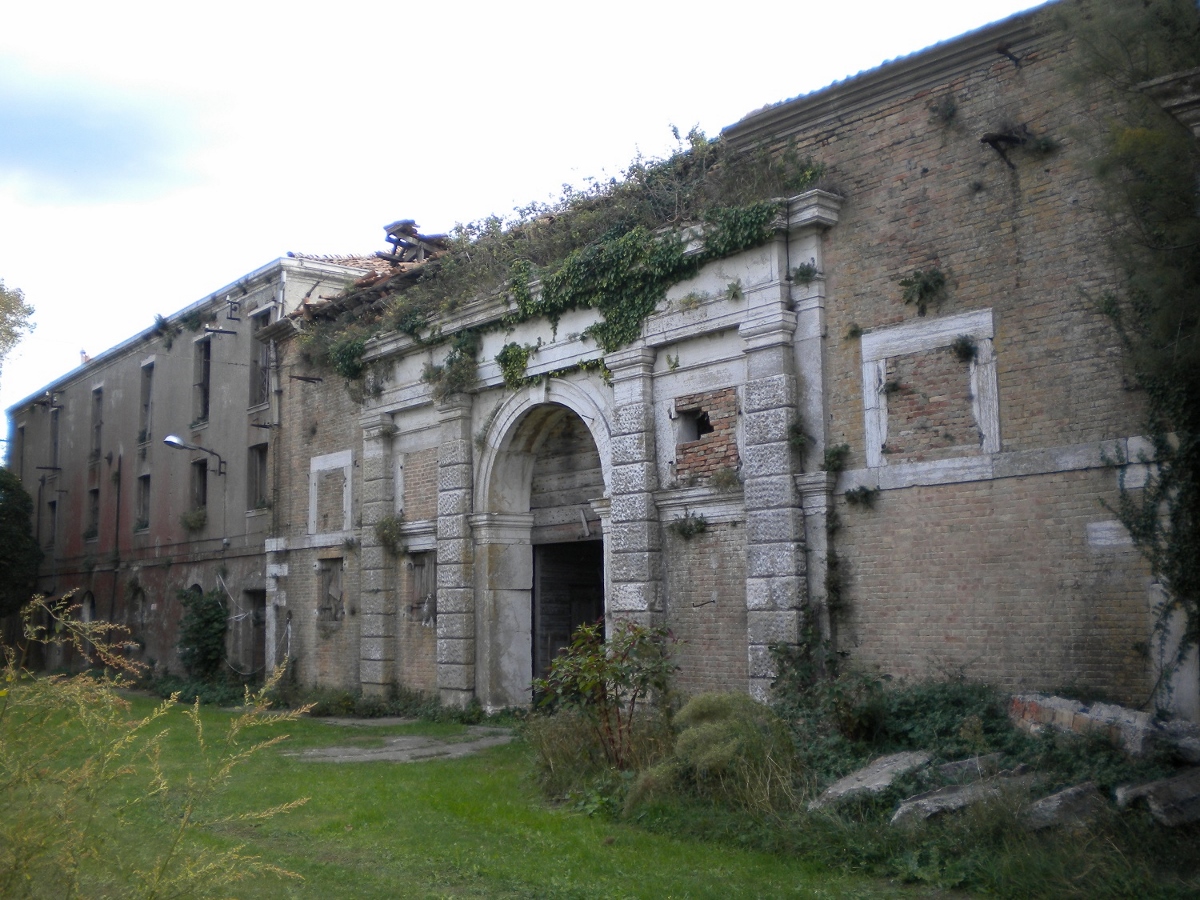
<box><xmin>860</xmin><ymin>309</ymin><xmax>999</xmax><ymax>469</ymax></box>
<box><xmin>307</xmin><ymin>449</ymin><xmax>353</xmax><ymax>537</ymax></box>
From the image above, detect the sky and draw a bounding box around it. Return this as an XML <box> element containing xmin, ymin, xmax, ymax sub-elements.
<box><xmin>0</xmin><ymin>0</ymin><xmax>1048</xmax><ymax>422</ymax></box>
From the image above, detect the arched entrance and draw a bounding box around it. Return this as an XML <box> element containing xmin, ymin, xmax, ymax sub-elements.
<box><xmin>473</xmin><ymin>392</ymin><xmax>610</xmax><ymax>708</ymax></box>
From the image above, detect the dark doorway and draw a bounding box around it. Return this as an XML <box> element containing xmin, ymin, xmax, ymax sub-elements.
<box><xmin>533</xmin><ymin>541</ymin><xmax>604</xmax><ymax>680</ymax></box>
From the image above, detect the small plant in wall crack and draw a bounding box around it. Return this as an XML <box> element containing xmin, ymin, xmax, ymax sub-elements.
<box><xmin>495</xmin><ymin>341</ymin><xmax>534</xmax><ymax>389</ymax></box>
<box><xmin>179</xmin><ymin>507</ymin><xmax>207</xmax><ymax>532</ymax></box>
<box><xmin>710</xmin><ymin>466</ymin><xmax>741</xmax><ymax>492</ymax></box>
<box><xmin>792</xmin><ymin>261</ymin><xmax>819</xmax><ymax>286</ymax></box>
<box><xmin>669</xmin><ymin>509</ymin><xmax>708</xmax><ymax>540</ymax></box>
<box><xmin>375</xmin><ymin>514</ymin><xmax>406</xmax><ymax>556</ymax></box>
<box><xmin>950</xmin><ymin>334</ymin><xmax>977</xmax><ymax>362</ymax></box>
<box><xmin>899</xmin><ymin>267</ymin><xmax>946</xmax><ymax>317</ymax></box>
<box><xmin>821</xmin><ymin>443</ymin><xmax>850</xmax><ymax>473</ymax></box>
<box><xmin>844</xmin><ymin>486</ymin><xmax>880</xmax><ymax>508</ymax></box>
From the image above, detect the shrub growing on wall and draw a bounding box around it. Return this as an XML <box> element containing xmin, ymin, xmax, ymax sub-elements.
<box><xmin>177</xmin><ymin>586</ymin><xmax>227</xmax><ymax>682</ymax></box>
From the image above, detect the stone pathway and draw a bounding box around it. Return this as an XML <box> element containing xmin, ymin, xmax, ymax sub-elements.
<box><xmin>286</xmin><ymin>719</ymin><xmax>514</xmax><ymax>764</ymax></box>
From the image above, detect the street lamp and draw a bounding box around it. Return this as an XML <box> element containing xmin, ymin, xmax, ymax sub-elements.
<box><xmin>163</xmin><ymin>434</ymin><xmax>226</xmax><ymax>476</ymax></box>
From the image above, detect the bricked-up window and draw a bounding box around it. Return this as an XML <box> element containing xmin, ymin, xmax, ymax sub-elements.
<box><xmin>190</xmin><ymin>459</ymin><xmax>208</xmax><ymax>510</ymax></box>
<box><xmin>247</xmin><ymin>443</ymin><xmax>268</xmax><ymax>510</ymax></box>
<box><xmin>193</xmin><ymin>338</ymin><xmax>211</xmax><ymax>423</ymax></box>
<box><xmin>317</xmin><ymin>558</ymin><xmax>344</xmax><ymax>622</ymax></box>
<box><xmin>85</xmin><ymin>488</ymin><xmax>99</xmax><ymax>540</ymax></box>
<box><xmin>410</xmin><ymin>552</ymin><xmax>436</xmax><ymax>626</ymax></box>
<box><xmin>135</xmin><ymin>475</ymin><xmax>151</xmax><ymax>530</ymax></box>
<box><xmin>249</xmin><ymin>311</ymin><xmax>272</xmax><ymax>407</ymax></box>
<box><xmin>139</xmin><ymin>363</ymin><xmax>153</xmax><ymax>442</ymax></box>
<box><xmin>673</xmin><ymin>388</ymin><xmax>740</xmax><ymax>483</ymax></box>
<box><xmin>89</xmin><ymin>388</ymin><xmax>103</xmax><ymax>461</ymax></box>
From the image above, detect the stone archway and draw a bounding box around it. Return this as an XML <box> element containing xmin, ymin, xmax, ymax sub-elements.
<box><xmin>472</xmin><ymin>384</ymin><xmax>611</xmax><ymax>709</ymax></box>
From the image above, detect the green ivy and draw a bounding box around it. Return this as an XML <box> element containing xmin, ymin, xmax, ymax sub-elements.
<box><xmin>495</xmin><ymin>342</ymin><xmax>532</xmax><ymax>389</ymax></box>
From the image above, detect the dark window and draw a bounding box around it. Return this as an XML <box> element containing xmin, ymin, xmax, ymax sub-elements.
<box><xmin>248</xmin><ymin>443</ymin><xmax>268</xmax><ymax>510</ymax></box>
<box><xmin>135</xmin><ymin>475</ymin><xmax>151</xmax><ymax>530</ymax></box>
<box><xmin>90</xmin><ymin>388</ymin><xmax>103</xmax><ymax>461</ymax></box>
<box><xmin>85</xmin><ymin>488</ymin><xmax>100</xmax><ymax>540</ymax></box>
<box><xmin>191</xmin><ymin>459</ymin><xmax>208</xmax><ymax>510</ymax></box>
<box><xmin>14</xmin><ymin>425</ymin><xmax>24</xmax><ymax>480</ymax></box>
<box><xmin>139</xmin><ymin>364</ymin><xmax>153</xmax><ymax>442</ymax></box>
<box><xmin>249</xmin><ymin>312</ymin><xmax>272</xmax><ymax>407</ymax></box>
<box><xmin>45</xmin><ymin>499</ymin><xmax>57</xmax><ymax>547</ymax></box>
<box><xmin>193</xmin><ymin>339</ymin><xmax>211</xmax><ymax>423</ymax></box>
<box><xmin>410</xmin><ymin>552</ymin><xmax>437</xmax><ymax>627</ymax></box>
<box><xmin>49</xmin><ymin>407</ymin><xmax>59</xmax><ymax>469</ymax></box>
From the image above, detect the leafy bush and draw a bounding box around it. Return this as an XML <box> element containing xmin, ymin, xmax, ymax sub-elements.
<box><xmin>533</xmin><ymin>620</ymin><xmax>676</xmax><ymax>770</ymax></box>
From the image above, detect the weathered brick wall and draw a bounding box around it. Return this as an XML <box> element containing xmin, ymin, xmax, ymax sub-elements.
<box><xmin>884</xmin><ymin>346</ymin><xmax>981</xmax><ymax>462</ymax></box>
<box><xmin>663</xmin><ymin>521</ymin><xmax>748</xmax><ymax>696</ymax></box>
<box><xmin>835</xmin><ymin>469</ymin><xmax>1151</xmax><ymax>703</ymax></box>
<box><xmin>733</xmin><ymin>29</ymin><xmax>1152</xmax><ymax>700</ymax></box>
<box><xmin>274</xmin><ymin>341</ymin><xmax>362</xmax><ymax>691</ymax></box>
<box><xmin>673</xmin><ymin>387</ymin><xmax>740</xmax><ymax>483</ymax></box>
<box><xmin>402</xmin><ymin>448</ymin><xmax>438</xmax><ymax>521</ymax></box>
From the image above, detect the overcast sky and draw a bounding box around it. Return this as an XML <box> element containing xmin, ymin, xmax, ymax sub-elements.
<box><xmin>0</xmin><ymin>0</ymin><xmax>1047</xmax><ymax>421</ymax></box>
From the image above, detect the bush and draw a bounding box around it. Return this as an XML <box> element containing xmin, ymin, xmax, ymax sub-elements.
<box><xmin>627</xmin><ymin>692</ymin><xmax>799</xmax><ymax>816</ymax></box>
<box><xmin>0</xmin><ymin>595</ymin><xmax>309</xmax><ymax>898</ymax></box>
<box><xmin>533</xmin><ymin>620</ymin><xmax>676</xmax><ymax>769</ymax></box>
<box><xmin>177</xmin><ymin>586</ymin><xmax>227</xmax><ymax>682</ymax></box>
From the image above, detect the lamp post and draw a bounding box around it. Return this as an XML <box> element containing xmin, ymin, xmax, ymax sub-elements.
<box><xmin>163</xmin><ymin>435</ymin><xmax>228</xmax><ymax>544</ymax></box>
<box><xmin>163</xmin><ymin>434</ymin><xmax>226</xmax><ymax>476</ymax></box>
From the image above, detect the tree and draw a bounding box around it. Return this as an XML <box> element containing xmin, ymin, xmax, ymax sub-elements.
<box><xmin>0</xmin><ymin>468</ymin><xmax>42</xmax><ymax>617</ymax></box>
<box><xmin>0</xmin><ymin>280</ymin><xmax>35</xmax><ymax>377</ymax></box>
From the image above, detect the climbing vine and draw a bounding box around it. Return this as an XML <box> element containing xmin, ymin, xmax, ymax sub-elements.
<box><xmin>304</xmin><ymin>128</ymin><xmax>826</xmax><ymax>388</ymax></box>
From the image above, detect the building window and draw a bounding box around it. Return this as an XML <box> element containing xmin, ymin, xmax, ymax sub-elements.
<box><xmin>14</xmin><ymin>425</ymin><xmax>24</xmax><ymax>480</ymax></box>
<box><xmin>249</xmin><ymin>311</ymin><xmax>272</xmax><ymax>407</ymax></box>
<box><xmin>84</xmin><ymin>488</ymin><xmax>100</xmax><ymax>541</ymax></box>
<box><xmin>90</xmin><ymin>388</ymin><xmax>103</xmax><ymax>461</ymax></box>
<box><xmin>317</xmin><ymin>558</ymin><xmax>344</xmax><ymax>622</ymax></box>
<box><xmin>248</xmin><ymin>443</ymin><xmax>268</xmax><ymax>510</ymax></box>
<box><xmin>190</xmin><ymin>459</ymin><xmax>208</xmax><ymax>510</ymax></box>
<box><xmin>45</xmin><ymin>499</ymin><xmax>57</xmax><ymax>548</ymax></box>
<box><xmin>49</xmin><ymin>407</ymin><xmax>60</xmax><ymax>470</ymax></box>
<box><xmin>139</xmin><ymin>363</ymin><xmax>154</xmax><ymax>443</ymax></box>
<box><xmin>193</xmin><ymin>338</ymin><xmax>211</xmax><ymax>424</ymax></box>
<box><xmin>410</xmin><ymin>551</ymin><xmax>437</xmax><ymax>627</ymax></box>
<box><xmin>135</xmin><ymin>475</ymin><xmax>151</xmax><ymax>530</ymax></box>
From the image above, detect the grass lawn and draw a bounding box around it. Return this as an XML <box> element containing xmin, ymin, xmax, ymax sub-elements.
<box><xmin>93</xmin><ymin>697</ymin><xmax>921</xmax><ymax>899</ymax></box>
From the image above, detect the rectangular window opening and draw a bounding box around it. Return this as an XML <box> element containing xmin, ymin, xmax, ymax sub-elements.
<box><xmin>190</xmin><ymin>459</ymin><xmax>208</xmax><ymax>510</ymax></box>
<box><xmin>249</xmin><ymin>311</ymin><xmax>272</xmax><ymax>407</ymax></box>
<box><xmin>139</xmin><ymin>363</ymin><xmax>154</xmax><ymax>443</ymax></box>
<box><xmin>248</xmin><ymin>443</ymin><xmax>269</xmax><ymax>510</ymax></box>
<box><xmin>193</xmin><ymin>339</ymin><xmax>211</xmax><ymax>424</ymax></box>
<box><xmin>90</xmin><ymin>388</ymin><xmax>103</xmax><ymax>461</ymax></box>
<box><xmin>85</xmin><ymin>488</ymin><xmax>100</xmax><ymax>540</ymax></box>
<box><xmin>135</xmin><ymin>475</ymin><xmax>151</xmax><ymax>531</ymax></box>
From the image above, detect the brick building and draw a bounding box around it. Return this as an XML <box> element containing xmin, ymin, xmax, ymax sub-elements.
<box><xmin>11</xmin><ymin>8</ymin><xmax>1195</xmax><ymax>720</ymax></box>
<box><xmin>261</xmin><ymin>10</ymin><xmax>1192</xmax><ymax>717</ymax></box>
<box><xmin>5</xmin><ymin>256</ymin><xmax>370</xmax><ymax>675</ymax></box>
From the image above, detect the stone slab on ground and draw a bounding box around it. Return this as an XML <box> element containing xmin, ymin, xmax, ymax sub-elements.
<box><xmin>287</xmin><ymin>724</ymin><xmax>513</xmax><ymax>763</ymax></box>
<box><xmin>1023</xmin><ymin>782</ymin><xmax>1107</xmax><ymax>831</ymax></box>
<box><xmin>809</xmin><ymin>751</ymin><xmax>931</xmax><ymax>810</ymax></box>
<box><xmin>890</xmin><ymin>774</ymin><xmax>1034</xmax><ymax>826</ymax></box>
<box><xmin>935</xmin><ymin>753</ymin><xmax>1005</xmax><ymax>781</ymax></box>
<box><xmin>1115</xmin><ymin>767</ymin><xmax>1200</xmax><ymax>827</ymax></box>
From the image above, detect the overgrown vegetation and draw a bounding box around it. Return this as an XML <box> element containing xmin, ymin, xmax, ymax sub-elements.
<box><xmin>0</xmin><ymin>595</ymin><xmax>308</xmax><ymax>898</ymax></box>
<box><xmin>0</xmin><ymin>468</ymin><xmax>42</xmax><ymax>618</ymax></box>
<box><xmin>177</xmin><ymin>586</ymin><xmax>227</xmax><ymax>682</ymax></box>
<box><xmin>1050</xmin><ymin>0</ymin><xmax>1200</xmax><ymax>707</ymax></box>
<box><xmin>898</xmin><ymin>267</ymin><xmax>947</xmax><ymax>316</ymax></box>
<box><xmin>304</xmin><ymin>129</ymin><xmax>825</xmax><ymax>396</ymax></box>
<box><xmin>373</xmin><ymin>513</ymin><xmax>406</xmax><ymax>556</ymax></box>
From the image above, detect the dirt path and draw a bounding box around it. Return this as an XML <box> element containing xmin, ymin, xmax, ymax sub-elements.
<box><xmin>286</xmin><ymin>719</ymin><xmax>513</xmax><ymax>764</ymax></box>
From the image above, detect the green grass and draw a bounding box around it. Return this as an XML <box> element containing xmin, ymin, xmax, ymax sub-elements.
<box><xmin>98</xmin><ymin>698</ymin><xmax>918</xmax><ymax>899</ymax></box>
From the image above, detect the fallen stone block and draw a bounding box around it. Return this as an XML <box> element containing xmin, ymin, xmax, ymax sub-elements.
<box><xmin>1115</xmin><ymin>767</ymin><xmax>1200</xmax><ymax>827</ymax></box>
<box><xmin>935</xmin><ymin>752</ymin><xmax>1005</xmax><ymax>781</ymax></box>
<box><xmin>1159</xmin><ymin>720</ymin><xmax>1200</xmax><ymax>765</ymax></box>
<box><xmin>1023</xmin><ymin>782</ymin><xmax>1107</xmax><ymax>831</ymax></box>
<box><xmin>890</xmin><ymin>774</ymin><xmax>1034</xmax><ymax>826</ymax></box>
<box><xmin>809</xmin><ymin>750</ymin><xmax>931</xmax><ymax>809</ymax></box>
